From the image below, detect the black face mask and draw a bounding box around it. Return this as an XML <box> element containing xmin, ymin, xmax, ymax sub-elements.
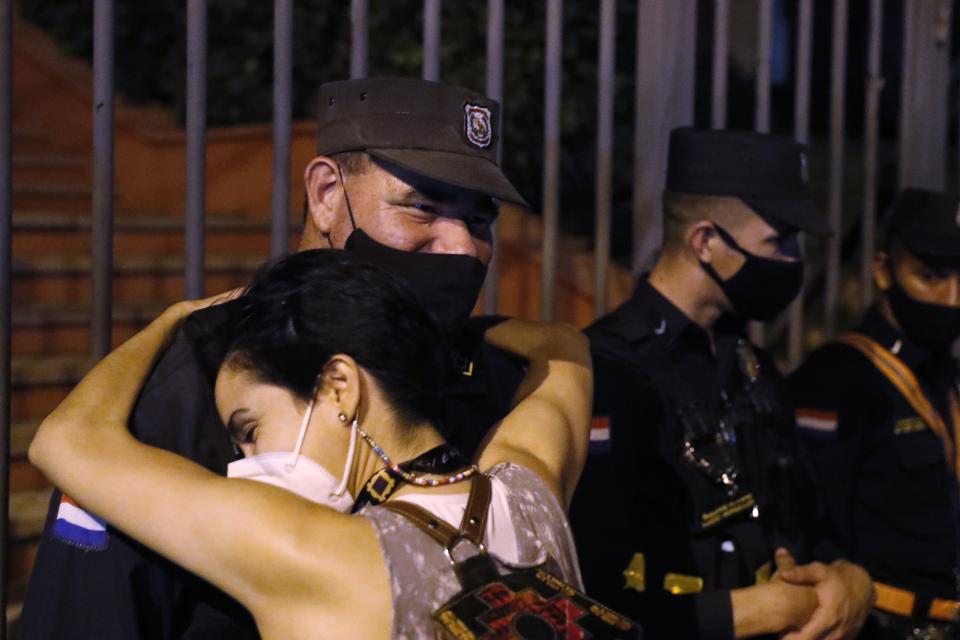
<box><xmin>344</xmin><ymin>228</ymin><xmax>487</xmax><ymax>337</ymax></box>
<box><xmin>887</xmin><ymin>278</ymin><xmax>960</xmax><ymax>351</ymax></box>
<box><xmin>700</xmin><ymin>224</ymin><xmax>804</xmax><ymax>321</ymax></box>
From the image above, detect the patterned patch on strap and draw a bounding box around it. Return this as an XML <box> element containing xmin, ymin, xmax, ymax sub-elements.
<box><xmin>795</xmin><ymin>407</ymin><xmax>838</xmax><ymax>433</ymax></box>
<box><xmin>53</xmin><ymin>494</ymin><xmax>109</xmax><ymax>551</ymax></box>
<box><xmin>588</xmin><ymin>415</ymin><xmax>611</xmax><ymax>455</ymax></box>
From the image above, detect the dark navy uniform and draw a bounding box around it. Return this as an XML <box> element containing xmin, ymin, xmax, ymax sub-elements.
<box><xmin>570</xmin><ymin>279</ymin><xmax>816</xmax><ymax>640</ymax></box>
<box><xmin>788</xmin><ymin>309</ymin><xmax>959</xmax><ymax>638</ymax></box>
<box><xmin>19</xmin><ymin>301</ymin><xmax>523</xmax><ymax>639</ymax></box>
<box><xmin>788</xmin><ymin>188</ymin><xmax>960</xmax><ymax>639</ymax></box>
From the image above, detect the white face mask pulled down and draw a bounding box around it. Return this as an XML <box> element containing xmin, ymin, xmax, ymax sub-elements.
<box><xmin>226</xmin><ymin>398</ymin><xmax>358</xmax><ymax>512</ymax></box>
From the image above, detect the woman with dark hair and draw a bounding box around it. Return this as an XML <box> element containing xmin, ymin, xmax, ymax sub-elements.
<box><xmin>29</xmin><ymin>249</ymin><xmax>593</xmax><ymax>639</ymax></box>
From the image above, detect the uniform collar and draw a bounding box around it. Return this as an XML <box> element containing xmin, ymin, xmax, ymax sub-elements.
<box><xmin>628</xmin><ymin>277</ymin><xmax>744</xmax><ymax>355</ymax></box>
<box><xmin>856</xmin><ymin>305</ymin><xmax>933</xmax><ymax>371</ymax></box>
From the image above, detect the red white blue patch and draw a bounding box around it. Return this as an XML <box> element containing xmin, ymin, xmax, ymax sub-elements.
<box><xmin>589</xmin><ymin>416</ymin><xmax>612</xmax><ymax>455</ymax></box>
<box><xmin>795</xmin><ymin>408</ymin><xmax>838</xmax><ymax>433</ymax></box>
<box><xmin>53</xmin><ymin>494</ymin><xmax>109</xmax><ymax>551</ymax></box>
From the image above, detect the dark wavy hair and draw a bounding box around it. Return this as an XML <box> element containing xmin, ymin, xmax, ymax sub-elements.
<box><xmin>224</xmin><ymin>249</ymin><xmax>445</xmax><ymax>430</ymax></box>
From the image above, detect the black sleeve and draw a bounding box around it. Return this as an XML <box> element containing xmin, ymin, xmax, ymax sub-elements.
<box><xmin>570</xmin><ymin>354</ymin><xmax>734</xmax><ymax>640</ymax></box>
<box><xmin>785</xmin><ymin>345</ymin><xmax>875</xmax><ymax>563</ymax></box>
<box><xmin>18</xmin><ymin>321</ymin><xmax>255</xmax><ymax>640</ymax></box>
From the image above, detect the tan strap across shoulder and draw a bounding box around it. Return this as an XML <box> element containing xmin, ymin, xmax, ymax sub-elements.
<box><xmin>835</xmin><ymin>332</ymin><xmax>960</xmax><ymax>479</ymax></box>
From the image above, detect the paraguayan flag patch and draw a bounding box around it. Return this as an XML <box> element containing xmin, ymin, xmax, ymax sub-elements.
<box><xmin>53</xmin><ymin>494</ymin><xmax>109</xmax><ymax>551</ymax></box>
<box><xmin>589</xmin><ymin>415</ymin><xmax>612</xmax><ymax>455</ymax></box>
<box><xmin>795</xmin><ymin>408</ymin><xmax>838</xmax><ymax>433</ymax></box>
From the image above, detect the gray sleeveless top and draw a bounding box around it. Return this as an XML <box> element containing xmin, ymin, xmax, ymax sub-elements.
<box><xmin>360</xmin><ymin>463</ymin><xmax>583</xmax><ymax>640</ymax></box>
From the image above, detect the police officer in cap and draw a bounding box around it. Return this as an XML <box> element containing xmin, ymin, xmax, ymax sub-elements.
<box><xmin>788</xmin><ymin>189</ymin><xmax>960</xmax><ymax>639</ymax></box>
<box><xmin>570</xmin><ymin>127</ymin><xmax>874</xmax><ymax>639</ymax></box>
<box><xmin>20</xmin><ymin>78</ymin><xmax>526</xmax><ymax>639</ymax></box>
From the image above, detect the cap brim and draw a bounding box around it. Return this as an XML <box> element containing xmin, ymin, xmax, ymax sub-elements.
<box><xmin>368</xmin><ymin>148</ymin><xmax>528</xmax><ymax>207</ymax></box>
<box><xmin>895</xmin><ymin>229</ymin><xmax>960</xmax><ymax>261</ymax></box>
<box><xmin>743</xmin><ymin>196</ymin><xmax>833</xmax><ymax>237</ymax></box>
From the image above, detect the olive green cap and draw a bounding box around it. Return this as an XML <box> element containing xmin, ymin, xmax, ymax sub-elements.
<box><xmin>316</xmin><ymin>77</ymin><xmax>526</xmax><ymax>206</ymax></box>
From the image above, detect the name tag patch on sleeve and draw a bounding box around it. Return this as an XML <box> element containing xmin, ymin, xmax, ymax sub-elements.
<box><xmin>53</xmin><ymin>494</ymin><xmax>109</xmax><ymax>551</ymax></box>
<box><xmin>589</xmin><ymin>416</ymin><xmax>611</xmax><ymax>455</ymax></box>
<box><xmin>795</xmin><ymin>408</ymin><xmax>838</xmax><ymax>433</ymax></box>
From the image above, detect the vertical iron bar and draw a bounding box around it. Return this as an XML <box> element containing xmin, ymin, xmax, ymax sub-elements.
<box><xmin>898</xmin><ymin>0</ymin><xmax>914</xmax><ymax>190</ymax></box>
<box><xmin>788</xmin><ymin>0</ymin><xmax>813</xmax><ymax>367</ymax></box>
<box><xmin>711</xmin><ymin>0</ymin><xmax>729</xmax><ymax>129</ymax></box>
<box><xmin>350</xmin><ymin>0</ymin><xmax>369</xmax><ymax>79</ymax></box>
<box><xmin>423</xmin><ymin>0</ymin><xmax>441</xmax><ymax>81</ymax></box>
<box><xmin>862</xmin><ymin>0</ymin><xmax>883</xmax><ymax>308</ymax></box>
<box><xmin>0</xmin><ymin>0</ymin><xmax>11</xmax><ymax>630</ymax></box>
<box><xmin>271</xmin><ymin>0</ymin><xmax>292</xmax><ymax>258</ymax></box>
<box><xmin>92</xmin><ymin>0</ymin><xmax>114</xmax><ymax>360</ymax></box>
<box><xmin>541</xmin><ymin>0</ymin><xmax>562</xmax><ymax>322</ymax></box>
<box><xmin>825</xmin><ymin>0</ymin><xmax>848</xmax><ymax>337</ymax></box>
<box><xmin>594</xmin><ymin>0</ymin><xmax>615</xmax><ymax>317</ymax></box>
<box><xmin>755</xmin><ymin>0</ymin><xmax>772</xmax><ymax>133</ymax></box>
<box><xmin>750</xmin><ymin>0</ymin><xmax>773</xmax><ymax>345</ymax></box>
<box><xmin>483</xmin><ymin>0</ymin><xmax>504</xmax><ymax>314</ymax></box>
<box><xmin>185</xmin><ymin>0</ymin><xmax>206</xmax><ymax>299</ymax></box>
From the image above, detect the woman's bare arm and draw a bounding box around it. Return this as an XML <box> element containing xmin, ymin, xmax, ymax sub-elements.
<box><xmin>28</xmin><ymin>301</ymin><xmax>378</xmax><ymax>623</ymax></box>
<box><xmin>476</xmin><ymin>319</ymin><xmax>592</xmax><ymax>508</ymax></box>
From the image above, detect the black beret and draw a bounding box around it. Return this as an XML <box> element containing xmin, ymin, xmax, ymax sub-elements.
<box><xmin>666</xmin><ymin>127</ymin><xmax>831</xmax><ymax>237</ymax></box>
<box><xmin>316</xmin><ymin>77</ymin><xmax>525</xmax><ymax>206</ymax></box>
<box><xmin>888</xmin><ymin>188</ymin><xmax>960</xmax><ymax>260</ymax></box>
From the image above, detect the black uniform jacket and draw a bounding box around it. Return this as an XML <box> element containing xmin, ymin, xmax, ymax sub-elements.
<box><xmin>787</xmin><ymin>308</ymin><xmax>959</xmax><ymax>603</ymax></box>
<box><xmin>18</xmin><ymin>302</ymin><xmax>524</xmax><ymax>639</ymax></box>
<box><xmin>571</xmin><ymin>280</ymin><xmax>817</xmax><ymax>640</ymax></box>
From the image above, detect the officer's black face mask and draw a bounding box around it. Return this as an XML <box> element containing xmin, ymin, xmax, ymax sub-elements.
<box><xmin>337</xmin><ymin>169</ymin><xmax>488</xmax><ymax>338</ymax></box>
<box><xmin>699</xmin><ymin>224</ymin><xmax>804</xmax><ymax>321</ymax></box>
<box><xmin>887</xmin><ymin>277</ymin><xmax>960</xmax><ymax>352</ymax></box>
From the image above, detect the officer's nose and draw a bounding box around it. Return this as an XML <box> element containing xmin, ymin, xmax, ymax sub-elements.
<box><xmin>429</xmin><ymin>216</ymin><xmax>480</xmax><ymax>259</ymax></box>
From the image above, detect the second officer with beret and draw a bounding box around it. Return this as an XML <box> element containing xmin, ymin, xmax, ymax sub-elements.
<box><xmin>571</xmin><ymin>128</ymin><xmax>875</xmax><ymax>639</ymax></box>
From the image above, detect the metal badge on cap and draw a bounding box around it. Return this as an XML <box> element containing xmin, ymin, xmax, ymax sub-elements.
<box><xmin>463</xmin><ymin>103</ymin><xmax>492</xmax><ymax>149</ymax></box>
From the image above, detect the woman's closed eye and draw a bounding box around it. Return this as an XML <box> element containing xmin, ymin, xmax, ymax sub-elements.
<box><xmin>228</xmin><ymin>420</ymin><xmax>258</xmax><ymax>445</ymax></box>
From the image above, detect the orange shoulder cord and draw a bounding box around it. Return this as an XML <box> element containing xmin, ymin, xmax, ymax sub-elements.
<box><xmin>835</xmin><ymin>332</ymin><xmax>960</xmax><ymax>480</ymax></box>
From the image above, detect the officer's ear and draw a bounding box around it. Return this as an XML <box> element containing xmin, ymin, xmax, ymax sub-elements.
<box><xmin>874</xmin><ymin>250</ymin><xmax>892</xmax><ymax>292</ymax></box>
<box><xmin>688</xmin><ymin>221</ymin><xmax>719</xmax><ymax>263</ymax></box>
<box><xmin>303</xmin><ymin>156</ymin><xmax>344</xmax><ymax>241</ymax></box>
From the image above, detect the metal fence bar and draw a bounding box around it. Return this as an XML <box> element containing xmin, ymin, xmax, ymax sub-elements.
<box><xmin>898</xmin><ymin>0</ymin><xmax>914</xmax><ymax>190</ymax></box>
<box><xmin>0</xmin><ymin>0</ymin><xmax>11</xmax><ymax>629</ymax></box>
<box><xmin>350</xmin><ymin>0</ymin><xmax>368</xmax><ymax>79</ymax></box>
<box><xmin>185</xmin><ymin>0</ymin><xmax>206</xmax><ymax>299</ymax></box>
<box><xmin>271</xmin><ymin>0</ymin><xmax>292</xmax><ymax>258</ymax></box>
<box><xmin>541</xmin><ymin>0</ymin><xmax>562</xmax><ymax>322</ymax></box>
<box><xmin>755</xmin><ymin>0</ymin><xmax>772</xmax><ymax>133</ymax></box>
<box><xmin>825</xmin><ymin>0</ymin><xmax>848</xmax><ymax>337</ymax></box>
<box><xmin>788</xmin><ymin>0</ymin><xmax>813</xmax><ymax>367</ymax></box>
<box><xmin>711</xmin><ymin>0</ymin><xmax>729</xmax><ymax>129</ymax></box>
<box><xmin>92</xmin><ymin>0</ymin><xmax>114</xmax><ymax>360</ymax></box>
<box><xmin>862</xmin><ymin>0</ymin><xmax>883</xmax><ymax>308</ymax></box>
<box><xmin>423</xmin><ymin>0</ymin><xmax>441</xmax><ymax>81</ymax></box>
<box><xmin>749</xmin><ymin>0</ymin><xmax>773</xmax><ymax>345</ymax></box>
<box><xmin>483</xmin><ymin>0</ymin><xmax>504</xmax><ymax>315</ymax></box>
<box><xmin>593</xmin><ymin>0</ymin><xmax>615</xmax><ymax>318</ymax></box>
